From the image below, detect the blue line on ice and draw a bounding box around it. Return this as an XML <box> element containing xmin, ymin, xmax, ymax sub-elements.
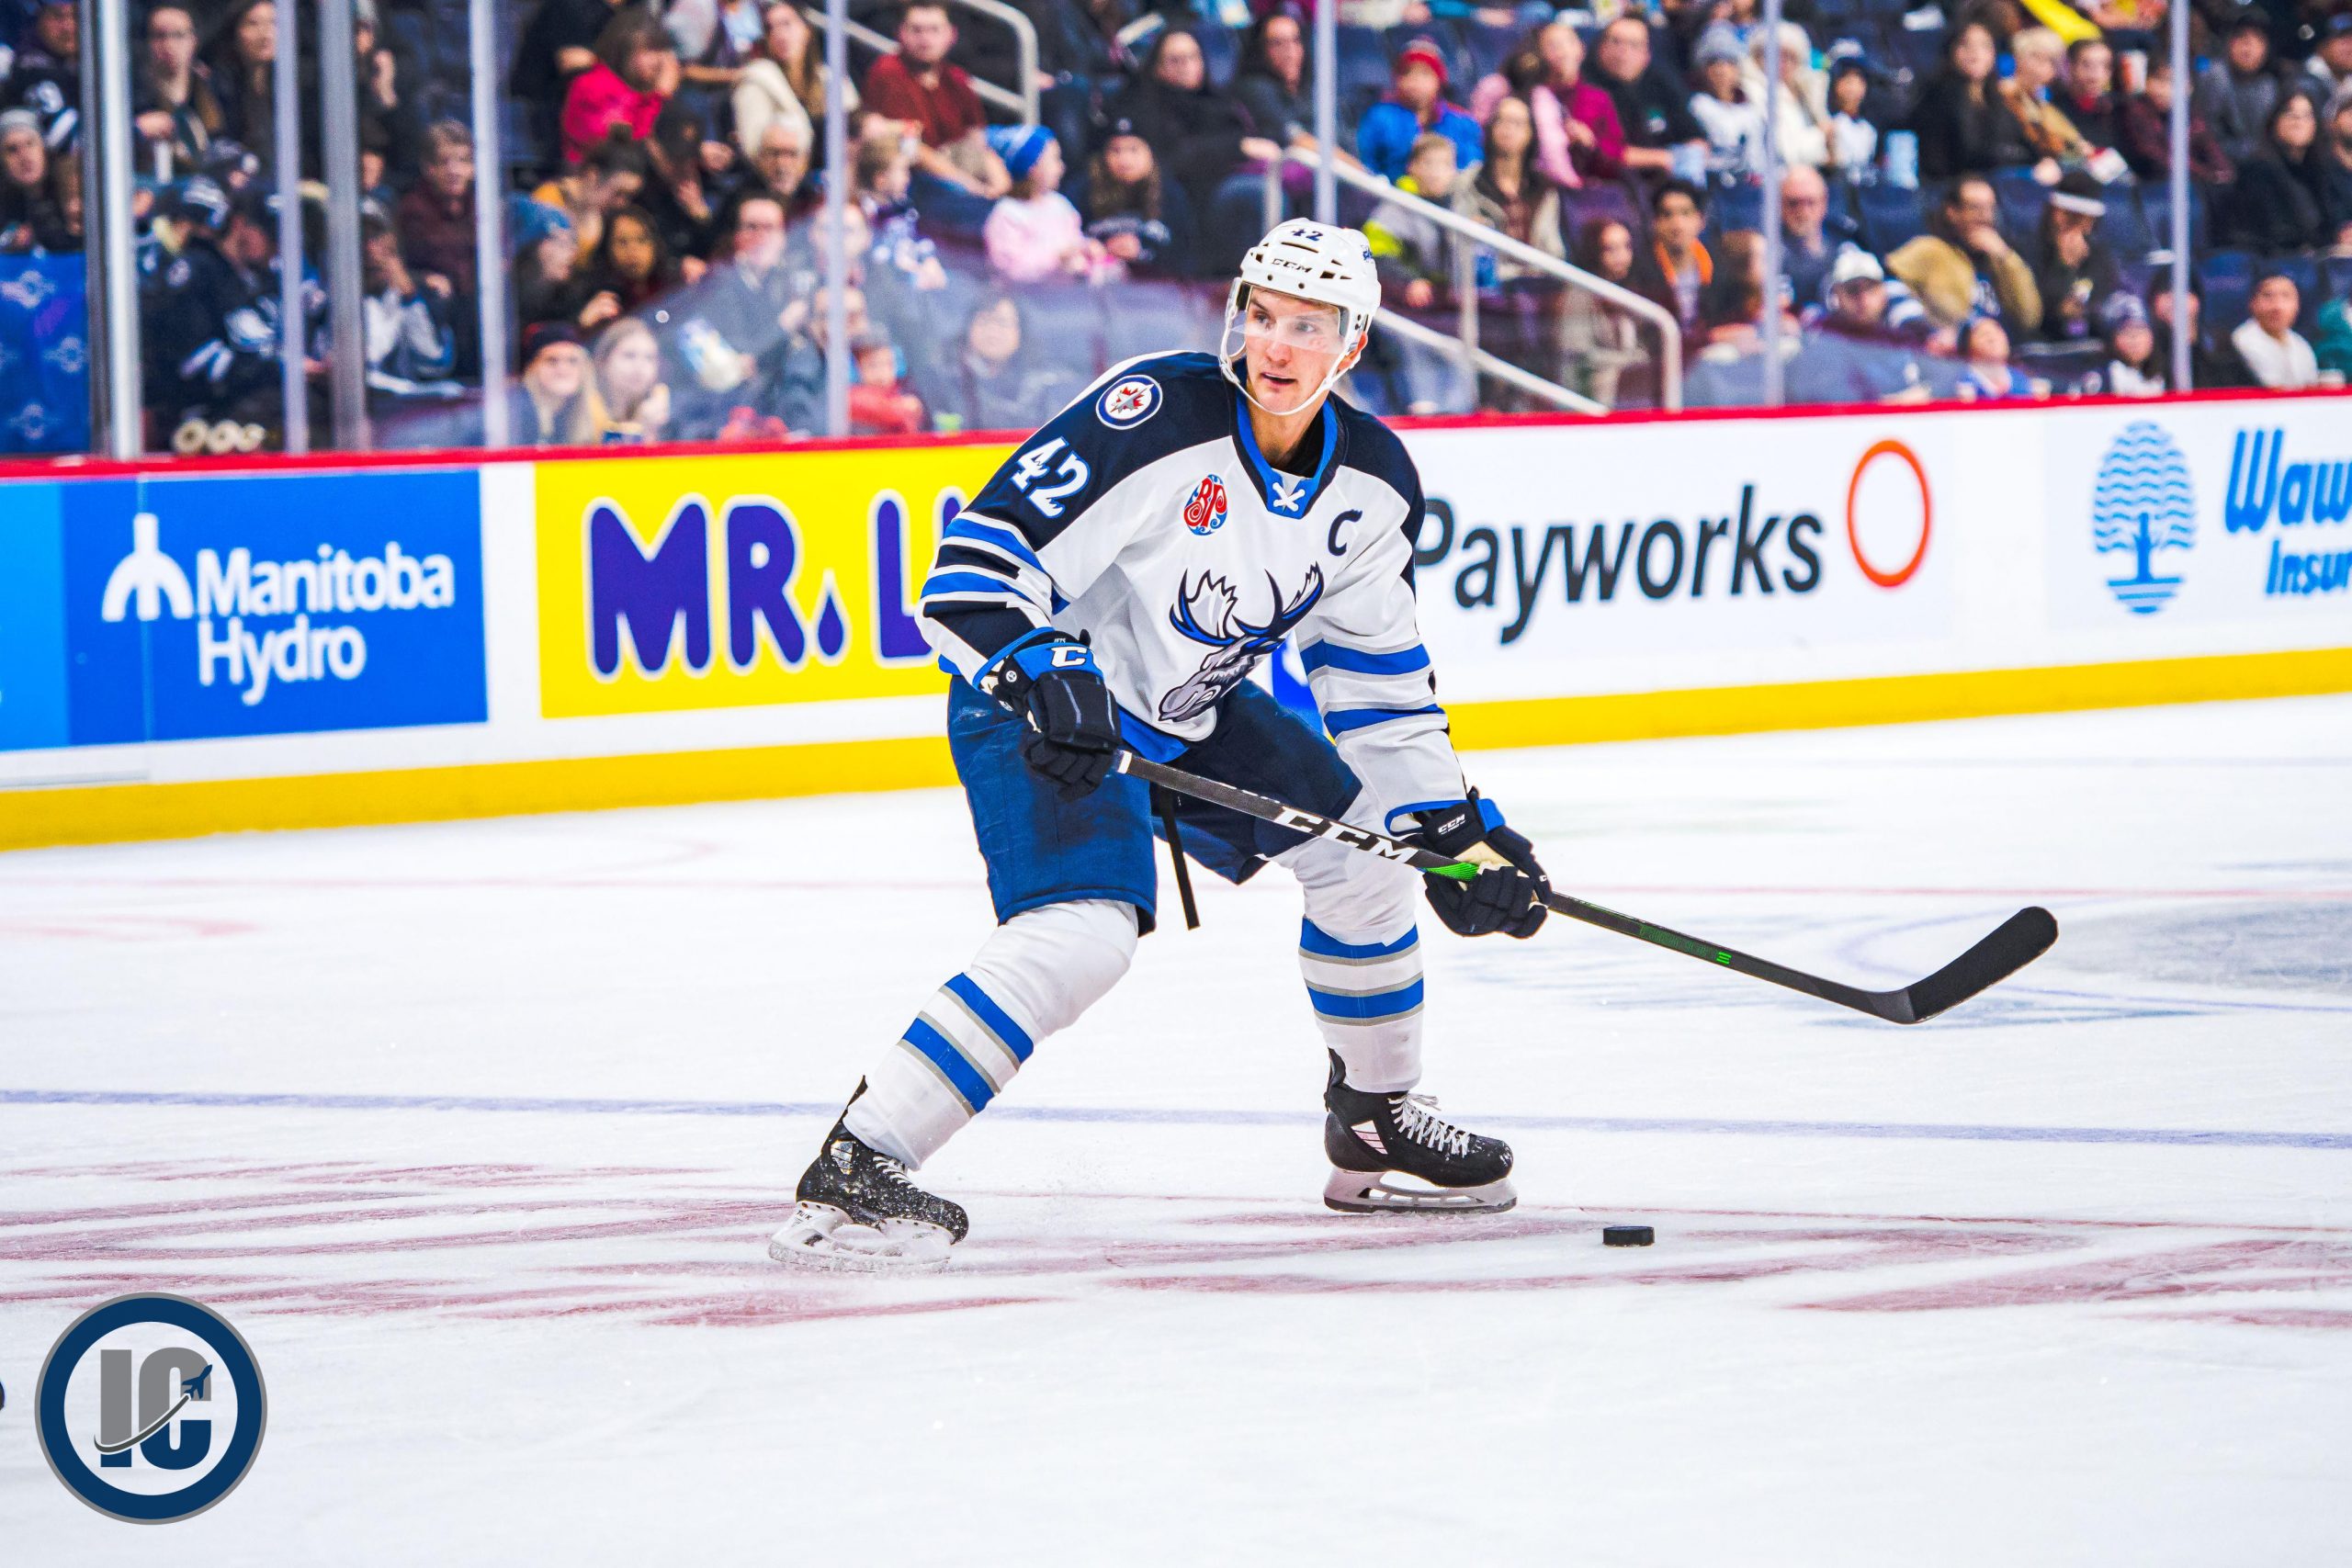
<box><xmin>3</xmin><ymin>1088</ymin><xmax>2346</xmax><ymax>1151</ymax></box>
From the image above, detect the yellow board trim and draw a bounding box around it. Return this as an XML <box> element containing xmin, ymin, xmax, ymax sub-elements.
<box><xmin>6</xmin><ymin>646</ymin><xmax>2348</xmax><ymax>852</ymax></box>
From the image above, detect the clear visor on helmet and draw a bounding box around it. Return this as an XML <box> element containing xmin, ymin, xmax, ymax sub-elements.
<box><xmin>1239</xmin><ymin>300</ymin><xmax>1348</xmax><ymax>353</ymax></box>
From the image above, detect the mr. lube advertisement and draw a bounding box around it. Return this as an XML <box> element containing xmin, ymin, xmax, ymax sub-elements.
<box><xmin>0</xmin><ymin>468</ymin><xmax>487</xmax><ymax>751</ymax></box>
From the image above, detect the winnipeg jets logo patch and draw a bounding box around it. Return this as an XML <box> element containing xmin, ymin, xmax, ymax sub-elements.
<box><xmin>1183</xmin><ymin>475</ymin><xmax>1228</xmax><ymax>536</ymax></box>
<box><xmin>1268</xmin><ymin>472</ymin><xmax>1311</xmax><ymax>514</ymax></box>
<box><xmin>1096</xmin><ymin>376</ymin><xmax>1161</xmax><ymax>429</ymax></box>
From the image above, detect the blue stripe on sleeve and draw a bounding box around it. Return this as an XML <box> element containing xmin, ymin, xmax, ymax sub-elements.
<box><xmin>901</xmin><ymin>1017</ymin><xmax>994</xmax><ymax>1111</ymax></box>
<box><xmin>1298</xmin><ymin>641</ymin><xmax>1431</xmax><ymax>677</ymax></box>
<box><xmin>920</xmin><ymin>571</ymin><xmax>1027</xmax><ymax>602</ymax></box>
<box><xmin>1324</xmin><ymin>704</ymin><xmax>1445</xmax><ymax>735</ymax></box>
<box><xmin>944</xmin><ymin>975</ymin><xmax>1035</xmax><ymax>1063</ymax></box>
<box><xmin>942</xmin><ymin>516</ymin><xmax>1046</xmax><ymax>572</ymax></box>
<box><xmin>1306</xmin><ymin>980</ymin><xmax>1426</xmax><ymax>1021</ymax></box>
<box><xmin>1299</xmin><ymin>919</ymin><xmax>1420</xmax><ymax>959</ymax></box>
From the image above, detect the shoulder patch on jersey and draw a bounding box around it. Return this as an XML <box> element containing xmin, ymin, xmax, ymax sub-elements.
<box><xmin>1096</xmin><ymin>375</ymin><xmax>1161</xmax><ymax>430</ymax></box>
<box><xmin>1182</xmin><ymin>474</ymin><xmax>1228</xmax><ymax>536</ymax></box>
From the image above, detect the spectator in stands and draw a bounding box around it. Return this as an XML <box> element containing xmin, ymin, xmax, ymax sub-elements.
<box><xmin>638</xmin><ymin>106</ymin><xmax>722</xmax><ymax>263</ymax></box>
<box><xmin>1363</xmin><ymin>37</ymin><xmax>1483</xmax><ymax>179</ymax></box>
<box><xmin>2307</xmin><ymin>15</ymin><xmax>2352</xmax><ymax>103</ymax></box>
<box><xmin>512</xmin><ymin>201</ymin><xmax>588</xmax><ymax>330</ymax></box>
<box><xmin>1453</xmin><ymin>96</ymin><xmax>1566</xmax><ymax>266</ymax></box>
<box><xmin>1888</xmin><ymin>175</ymin><xmax>2042</xmax><ymax>335</ymax></box>
<box><xmin>862</xmin><ymin>1</ymin><xmax>1007</xmax><ymax>233</ymax></box>
<box><xmin>741</xmin><ymin>118</ymin><xmax>817</xmax><ymax>220</ymax></box>
<box><xmin>1699</xmin><ymin>231</ymin><xmax>1798</xmax><ymax>351</ymax></box>
<box><xmin>1632</xmin><ymin>177</ymin><xmax>1711</xmax><ymax>337</ymax></box>
<box><xmin>2233</xmin><ymin>270</ymin><xmax>2320</xmax><ymax>389</ymax></box>
<box><xmin>1999</xmin><ymin>28</ymin><xmax>2087</xmax><ymax>169</ymax></box>
<box><xmin>854</xmin><ymin>130</ymin><xmax>952</xmax><ymax>290</ymax></box>
<box><xmin>206</xmin><ymin>0</ymin><xmax>278</xmax><ymax>167</ymax></box>
<box><xmin>1232</xmin><ymin>10</ymin><xmax>1338</xmax><ymax>170</ymax></box>
<box><xmin>1745</xmin><ymin>24</ymin><xmax>1830</xmax><ymax>170</ymax></box>
<box><xmin>1473</xmin><ymin>25</ymin><xmax>1625</xmax><ymax>187</ymax></box>
<box><xmin>2062</xmin><ymin>38</ymin><xmax>2120</xmax><ymax>152</ymax></box>
<box><xmin>1365</xmin><ymin>133</ymin><xmax>1457</xmax><ymax>312</ymax></box>
<box><xmin>396</xmin><ymin>121</ymin><xmax>479</xmax><ymax>301</ymax></box>
<box><xmin>591</xmin><ymin>317</ymin><xmax>672</xmax><ymax>441</ymax></box>
<box><xmin>1559</xmin><ymin>218</ymin><xmax>1649</xmax><ymax>405</ymax></box>
<box><xmin>2117</xmin><ymin>55</ymin><xmax>2233</xmax><ymax>186</ymax></box>
<box><xmin>580</xmin><ymin>203</ymin><xmax>685</xmax><ymax>315</ymax></box>
<box><xmin>1109</xmin><ymin>28</ymin><xmax>1279</xmax><ymax>219</ymax></box>
<box><xmin>1593</xmin><ymin>16</ymin><xmax>1708</xmax><ymax>182</ymax></box>
<box><xmin>0</xmin><ymin>107</ymin><xmax>64</xmax><ymax>251</ymax></box>
<box><xmin>2078</xmin><ymin>292</ymin><xmax>2165</xmax><ymax>397</ymax></box>
<box><xmin>1905</xmin><ymin>21</ymin><xmax>2031</xmax><ymax>179</ymax></box>
<box><xmin>1778</xmin><ymin>164</ymin><xmax>1860</xmax><ymax>309</ymax></box>
<box><xmin>666</xmin><ymin>0</ymin><xmax>764</xmax><ymax>92</ymax></box>
<box><xmin>733</xmin><ymin>2</ymin><xmax>854</xmax><ymax>164</ymax></box>
<box><xmin>509</xmin><ymin>321</ymin><xmax>600</xmax><ymax>445</ymax></box>
<box><xmin>1688</xmin><ymin>28</ymin><xmax>1766</xmax><ymax>176</ymax></box>
<box><xmin>1826</xmin><ymin>58</ymin><xmax>1878</xmax><ymax>180</ymax></box>
<box><xmin>1080</xmin><ymin>117</ymin><xmax>1196</xmax><ymax>276</ymax></box>
<box><xmin>148</xmin><ymin>186</ymin><xmax>306</xmax><ymax>438</ymax></box>
<box><xmin>134</xmin><ymin>6</ymin><xmax>222</xmax><ymax>174</ymax></box>
<box><xmin>562</xmin><ymin>11</ymin><xmax>676</xmax><ymax>164</ymax></box>
<box><xmin>2222</xmin><ymin>90</ymin><xmax>2337</xmax><ymax>254</ymax></box>
<box><xmin>351</xmin><ymin>3</ymin><xmax>421</xmax><ymax>184</ymax></box>
<box><xmin>2148</xmin><ymin>273</ymin><xmax>2249</xmax><ymax>389</ymax></box>
<box><xmin>2196</xmin><ymin>15</ymin><xmax>2287</xmax><ymax>167</ymax></box>
<box><xmin>6</xmin><ymin>0</ymin><xmax>78</xmax><ymax>151</ymax></box>
<box><xmin>1788</xmin><ymin>249</ymin><xmax>1933</xmax><ymax>404</ymax></box>
<box><xmin>2315</xmin><ymin>281</ymin><xmax>2352</xmax><ymax>378</ymax></box>
<box><xmin>2323</xmin><ymin>88</ymin><xmax>2352</xmax><ymax>239</ymax></box>
<box><xmin>849</xmin><ymin>331</ymin><xmax>925</xmax><ymax>435</ymax></box>
<box><xmin>532</xmin><ymin>136</ymin><xmax>648</xmax><ymax>262</ymax></box>
<box><xmin>2029</xmin><ymin>171</ymin><xmax>2116</xmax><ymax>343</ymax></box>
<box><xmin>360</xmin><ymin>210</ymin><xmax>458</xmax><ymax>401</ymax></box>
<box><xmin>984</xmin><ymin>125</ymin><xmax>1113</xmax><ymax>283</ymax></box>
<box><xmin>1956</xmin><ymin>314</ymin><xmax>2032</xmax><ymax>400</ymax></box>
<box><xmin>919</xmin><ymin>292</ymin><xmax>1080</xmax><ymax>432</ymax></box>
<box><xmin>513</xmin><ymin>0</ymin><xmax>632</xmax><ymax>169</ymax></box>
<box><xmin>668</xmin><ymin>189</ymin><xmax>795</xmax><ymax>424</ymax></box>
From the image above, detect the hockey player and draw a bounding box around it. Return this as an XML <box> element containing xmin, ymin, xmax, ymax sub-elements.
<box><xmin>771</xmin><ymin>219</ymin><xmax>1552</xmax><ymax>1271</ymax></box>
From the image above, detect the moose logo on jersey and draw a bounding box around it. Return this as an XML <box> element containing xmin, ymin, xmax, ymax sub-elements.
<box><xmin>1182</xmin><ymin>476</ymin><xmax>1229</xmax><ymax>536</ymax></box>
<box><xmin>1159</xmin><ymin>567</ymin><xmax>1324</xmax><ymax>722</ymax></box>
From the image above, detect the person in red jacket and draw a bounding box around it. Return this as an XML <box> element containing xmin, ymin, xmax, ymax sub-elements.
<box><xmin>862</xmin><ymin>1</ymin><xmax>1006</xmax><ymax>232</ymax></box>
<box><xmin>560</xmin><ymin>11</ymin><xmax>676</xmax><ymax>164</ymax></box>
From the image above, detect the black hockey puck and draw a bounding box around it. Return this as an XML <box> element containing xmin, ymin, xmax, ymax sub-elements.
<box><xmin>1601</xmin><ymin>1224</ymin><xmax>1655</xmax><ymax>1247</ymax></box>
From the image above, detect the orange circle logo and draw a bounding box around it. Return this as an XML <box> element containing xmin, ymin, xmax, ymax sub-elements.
<box><xmin>1846</xmin><ymin>439</ymin><xmax>1932</xmax><ymax>589</ymax></box>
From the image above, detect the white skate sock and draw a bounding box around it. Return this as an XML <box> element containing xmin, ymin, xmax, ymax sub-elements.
<box><xmin>1297</xmin><ymin>917</ymin><xmax>1424</xmax><ymax>1093</ymax></box>
<box><xmin>844</xmin><ymin>897</ymin><xmax>1137</xmax><ymax>1168</ymax></box>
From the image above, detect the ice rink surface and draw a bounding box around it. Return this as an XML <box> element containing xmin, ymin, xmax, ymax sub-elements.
<box><xmin>3</xmin><ymin>694</ymin><xmax>2349</xmax><ymax>1564</ymax></box>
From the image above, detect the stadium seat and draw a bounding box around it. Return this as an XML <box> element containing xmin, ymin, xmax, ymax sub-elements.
<box><xmin>2198</xmin><ymin>250</ymin><xmax>2255</xmax><ymax>334</ymax></box>
<box><xmin>2326</xmin><ymin>253</ymin><xmax>2352</xmax><ymax>305</ymax></box>
<box><xmin>2137</xmin><ymin>180</ymin><xmax>2210</xmax><ymax>254</ymax></box>
<box><xmin>1336</xmin><ymin>26</ymin><xmax>1396</xmax><ymax>107</ymax></box>
<box><xmin>1460</xmin><ymin>17</ymin><xmax>1521</xmax><ymax>81</ymax></box>
<box><xmin>2096</xmin><ymin>185</ymin><xmax>2154</xmax><ymax>261</ymax></box>
<box><xmin>1855</xmin><ymin>181</ymin><xmax>1927</xmax><ymax>253</ymax></box>
<box><xmin>1197</xmin><ymin>22</ymin><xmax>1238</xmax><ymax>89</ymax></box>
<box><xmin>1706</xmin><ymin>179</ymin><xmax>1764</xmax><ymax>240</ymax></box>
<box><xmin>1991</xmin><ymin>170</ymin><xmax>2044</xmax><ymax>239</ymax></box>
<box><xmin>2271</xmin><ymin>254</ymin><xmax>2324</xmax><ymax>331</ymax></box>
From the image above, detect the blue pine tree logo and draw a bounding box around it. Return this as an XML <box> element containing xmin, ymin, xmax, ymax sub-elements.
<box><xmin>2092</xmin><ymin>421</ymin><xmax>2198</xmax><ymax>615</ymax></box>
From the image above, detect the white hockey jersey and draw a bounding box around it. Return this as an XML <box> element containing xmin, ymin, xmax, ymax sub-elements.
<box><xmin>922</xmin><ymin>351</ymin><xmax>1466</xmax><ymax>832</ymax></box>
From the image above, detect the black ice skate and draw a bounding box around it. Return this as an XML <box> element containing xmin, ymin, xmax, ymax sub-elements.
<box><xmin>1322</xmin><ymin>1052</ymin><xmax>1516</xmax><ymax>1213</ymax></box>
<box><xmin>768</xmin><ymin>1111</ymin><xmax>969</xmax><ymax>1273</ymax></box>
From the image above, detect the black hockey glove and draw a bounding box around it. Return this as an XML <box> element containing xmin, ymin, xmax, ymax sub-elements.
<box><xmin>977</xmin><ymin>630</ymin><xmax>1124</xmax><ymax>800</ymax></box>
<box><xmin>1411</xmin><ymin>792</ymin><xmax>1550</xmax><ymax>940</ymax></box>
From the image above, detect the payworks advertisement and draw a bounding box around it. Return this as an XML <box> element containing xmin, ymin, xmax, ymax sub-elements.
<box><xmin>0</xmin><ymin>468</ymin><xmax>487</xmax><ymax>751</ymax></box>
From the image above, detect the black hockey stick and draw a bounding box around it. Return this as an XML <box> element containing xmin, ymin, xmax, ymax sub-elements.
<box><xmin>1114</xmin><ymin>751</ymin><xmax>2056</xmax><ymax>1024</ymax></box>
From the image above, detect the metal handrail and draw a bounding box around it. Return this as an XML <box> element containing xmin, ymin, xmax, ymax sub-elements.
<box><xmin>802</xmin><ymin>1</ymin><xmax>1037</xmax><ymax>125</ymax></box>
<box><xmin>1262</xmin><ymin>149</ymin><xmax>1683</xmax><ymax>412</ymax></box>
<box><xmin>1363</xmin><ymin>310</ymin><xmax>1607</xmax><ymax>415</ymax></box>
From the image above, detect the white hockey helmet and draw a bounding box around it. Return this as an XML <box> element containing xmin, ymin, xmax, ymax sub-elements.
<box><xmin>1220</xmin><ymin>218</ymin><xmax>1383</xmax><ymax>416</ymax></box>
